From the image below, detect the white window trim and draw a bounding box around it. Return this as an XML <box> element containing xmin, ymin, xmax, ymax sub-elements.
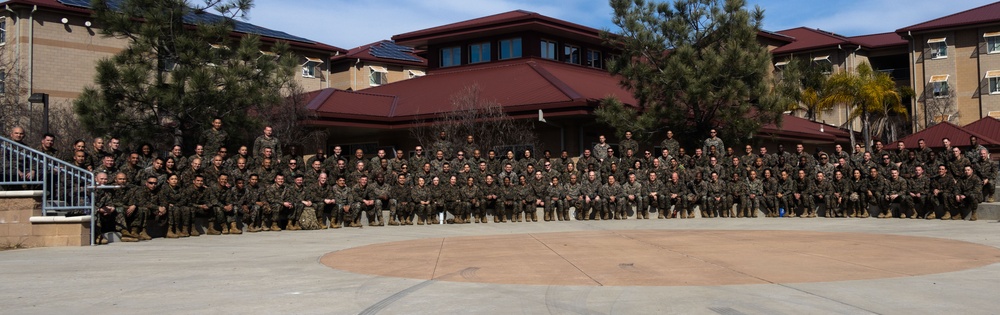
<box><xmin>301</xmin><ymin>57</ymin><xmax>324</xmax><ymax>78</ymax></box>
<box><xmin>0</xmin><ymin>17</ymin><xmax>6</xmax><ymax>46</ymax></box>
<box><xmin>369</xmin><ymin>65</ymin><xmax>388</xmax><ymax>86</ymax></box>
<box><xmin>989</xmin><ymin>77</ymin><xmax>1000</xmax><ymax>95</ymax></box>
<box><xmin>989</xmin><ymin>111</ymin><xmax>1000</xmax><ymax>118</ymax></box>
<box><xmin>927</xmin><ymin>39</ymin><xmax>948</xmax><ymax>59</ymax></box>
<box><xmin>564</xmin><ymin>44</ymin><xmax>581</xmax><ymax>65</ymax></box>
<box><xmin>408</xmin><ymin>69</ymin><xmax>425</xmax><ymax>78</ymax></box>
<box><xmin>929</xmin><ymin>75</ymin><xmax>949</xmax><ymax>98</ymax></box>
<box><xmin>540</xmin><ymin>39</ymin><xmax>557</xmax><ymax>60</ymax></box>
<box><xmin>985</xmin><ymin>33</ymin><xmax>1000</xmax><ymax>54</ymax></box>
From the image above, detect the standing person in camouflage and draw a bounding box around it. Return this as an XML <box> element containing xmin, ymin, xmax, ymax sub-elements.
<box><xmin>330</xmin><ymin>176</ymin><xmax>353</xmax><ymax>228</ymax></box>
<box><xmin>253</xmin><ymin>126</ymin><xmax>282</xmax><ymax>163</ymax></box>
<box><xmin>600</xmin><ymin>175</ymin><xmax>625</xmax><ymax>220</ymax></box>
<box><xmin>594</xmin><ymin>135</ymin><xmax>611</xmax><ymax>162</ymax></box>
<box><xmin>264</xmin><ymin>174</ymin><xmax>292</xmax><ymax>231</ymax></box>
<box><xmin>389</xmin><ymin>174</ymin><xmax>413</xmax><ymax>225</ymax></box>
<box><xmin>389</xmin><ymin>149</ymin><xmax>408</xmax><ymax>176</ymax></box>
<box><xmin>461</xmin><ymin>176</ymin><xmax>485</xmax><ymax>223</ymax></box>
<box><xmin>955</xmin><ymin>165</ymin><xmax>983</xmax><ymax>221</ymax></box>
<box><xmin>660</xmin><ymin>130</ymin><xmax>680</xmax><ymax>158</ymax></box>
<box><xmin>704</xmin><ymin>172</ymin><xmax>726</xmax><ymax>218</ymax></box>
<box><xmin>201</xmin><ymin>118</ymin><xmax>227</xmax><ymax>157</ymax></box>
<box><xmin>884</xmin><ymin>169</ymin><xmax>912</xmax><ymax>219</ymax></box>
<box><xmin>431</xmin><ymin>131</ymin><xmax>453</xmax><ymax>159</ymax></box>
<box><xmin>622</xmin><ymin>172</ymin><xmax>643</xmax><ymax>219</ymax></box>
<box><xmin>703</xmin><ymin>129</ymin><xmax>725</xmax><ymax>156</ymax></box>
<box><xmin>974</xmin><ymin>149</ymin><xmax>997</xmax><ymax>202</ymax></box>
<box><xmin>619</xmin><ymin>131</ymin><xmax>639</xmax><ymax>158</ymax></box>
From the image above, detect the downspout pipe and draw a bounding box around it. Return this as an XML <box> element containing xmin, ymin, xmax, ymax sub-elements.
<box><xmin>27</xmin><ymin>5</ymin><xmax>35</xmax><ymax>94</ymax></box>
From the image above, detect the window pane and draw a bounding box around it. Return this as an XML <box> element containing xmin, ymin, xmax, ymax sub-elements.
<box><xmin>541</xmin><ymin>40</ymin><xmax>556</xmax><ymax>59</ymax></box>
<box><xmin>500</xmin><ymin>38</ymin><xmax>522</xmax><ymax>59</ymax></box>
<box><xmin>991</xmin><ymin>78</ymin><xmax>1000</xmax><ymax>93</ymax></box>
<box><xmin>990</xmin><ymin>38</ymin><xmax>1000</xmax><ymax>53</ymax></box>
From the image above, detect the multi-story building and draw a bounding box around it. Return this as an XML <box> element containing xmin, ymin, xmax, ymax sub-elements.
<box><xmin>0</xmin><ymin>0</ymin><xmax>345</xmax><ymax>110</ymax></box>
<box><xmin>329</xmin><ymin>40</ymin><xmax>427</xmax><ymax>91</ymax></box>
<box><xmin>897</xmin><ymin>1</ymin><xmax>1000</xmax><ymax>130</ymax></box>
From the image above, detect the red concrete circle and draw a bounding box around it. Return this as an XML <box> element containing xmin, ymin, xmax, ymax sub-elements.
<box><xmin>321</xmin><ymin>230</ymin><xmax>1000</xmax><ymax>286</ymax></box>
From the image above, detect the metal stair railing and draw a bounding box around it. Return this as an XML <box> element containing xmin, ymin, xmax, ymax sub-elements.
<box><xmin>1</xmin><ymin>135</ymin><xmax>95</xmax><ymax>216</ymax></box>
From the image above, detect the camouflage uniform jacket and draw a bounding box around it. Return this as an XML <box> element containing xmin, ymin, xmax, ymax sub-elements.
<box><xmin>705</xmin><ymin>180</ymin><xmax>726</xmax><ymax>199</ymax></box>
<box><xmin>619</xmin><ymin>139</ymin><xmax>638</xmax><ymax>157</ymax></box>
<box><xmin>252</xmin><ymin>135</ymin><xmax>282</xmax><ymax>160</ymax></box>
<box><xmin>948</xmin><ymin>157</ymin><xmax>972</xmax><ymax>177</ymax></box>
<box><xmin>256</xmin><ymin>167</ymin><xmax>279</xmax><ymax>185</ymax></box>
<box><xmin>331</xmin><ymin>185</ymin><xmax>353</xmax><ymax>205</ymax></box>
<box><xmin>599</xmin><ymin>182</ymin><xmax>624</xmax><ymax>200</ymax></box>
<box><xmin>885</xmin><ymin>177</ymin><xmax>908</xmax><ymax>196</ymax></box>
<box><xmin>645</xmin><ymin>179</ymin><xmax>666</xmax><ymax>198</ymax></box>
<box><xmin>727</xmin><ymin>179</ymin><xmax>747</xmax><ymax>199</ymax></box>
<box><xmin>352</xmin><ymin>184</ymin><xmax>379</xmax><ymax>203</ymax></box>
<box><xmin>975</xmin><ymin>158</ymin><xmax>998</xmax><ymax>182</ymax></box>
<box><xmin>956</xmin><ymin>174</ymin><xmax>983</xmax><ymax>200</ymax></box>
<box><xmin>908</xmin><ymin>175</ymin><xmax>930</xmax><ymax>195</ymax></box>
<box><xmin>201</xmin><ymin>128</ymin><xmax>228</xmax><ymax>155</ymax></box>
<box><xmin>306</xmin><ymin>183</ymin><xmax>331</xmax><ymax>205</ymax></box>
<box><xmin>865</xmin><ymin>176</ymin><xmax>888</xmax><ymax>196</ymax></box>
<box><xmin>813</xmin><ymin>179</ymin><xmax>833</xmax><ymax>197</ymax></box>
<box><xmin>663</xmin><ymin>180</ymin><xmax>686</xmax><ymax>198</ymax></box>
<box><xmin>208</xmin><ymin>184</ymin><xmax>233</xmax><ymax>208</ymax></box>
<box><xmin>264</xmin><ymin>184</ymin><xmax>291</xmax><ymax>209</ymax></box>
<box><xmin>461</xmin><ymin>184</ymin><xmax>482</xmax><ymax>202</ymax></box>
<box><xmin>564</xmin><ymin>182</ymin><xmax>584</xmax><ymax>199</ymax></box>
<box><xmin>622</xmin><ymin>181</ymin><xmax>643</xmax><ymax>199</ymax></box>
<box><xmin>746</xmin><ymin>178</ymin><xmax>764</xmax><ymax>196</ymax></box>
<box><xmin>499</xmin><ymin>184</ymin><xmax>522</xmax><ymax>201</ymax></box>
<box><xmin>660</xmin><ymin>139</ymin><xmax>680</xmax><ymax>158</ymax></box>
<box><xmin>390</xmin><ymin>182</ymin><xmax>412</xmax><ymax>203</ymax></box>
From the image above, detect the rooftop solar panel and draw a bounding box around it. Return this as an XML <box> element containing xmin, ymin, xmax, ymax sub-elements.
<box><xmin>57</xmin><ymin>0</ymin><xmax>317</xmax><ymax>44</ymax></box>
<box><xmin>369</xmin><ymin>41</ymin><xmax>423</xmax><ymax>63</ymax></box>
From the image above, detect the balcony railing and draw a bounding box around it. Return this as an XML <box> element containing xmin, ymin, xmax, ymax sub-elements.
<box><xmin>1</xmin><ymin>135</ymin><xmax>95</xmax><ymax>216</ymax></box>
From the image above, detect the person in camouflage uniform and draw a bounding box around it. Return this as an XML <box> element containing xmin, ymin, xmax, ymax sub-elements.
<box><xmin>546</xmin><ymin>176</ymin><xmax>567</xmax><ymax>221</ymax></box>
<box><xmin>663</xmin><ymin>172</ymin><xmax>687</xmax><ymax>218</ymax></box>
<box><xmin>353</xmin><ymin>175</ymin><xmax>383</xmax><ymax>226</ymax></box>
<box><xmin>811</xmin><ymin>171</ymin><xmax>833</xmax><ymax>218</ymax></box>
<box><xmin>579</xmin><ymin>171</ymin><xmax>601</xmax><ymax>220</ymax></box>
<box><xmin>252</xmin><ymin>126</ymin><xmax>282</xmax><ymax>162</ymax></box>
<box><xmin>600</xmin><ymin>175</ymin><xmax>626</xmax><ymax>220</ymax></box>
<box><xmin>480</xmin><ymin>175</ymin><xmax>500</xmax><ymax>223</ymax></box>
<box><xmin>907</xmin><ymin>165</ymin><xmax>931</xmax><ymax>219</ymax></box>
<box><xmin>955</xmin><ymin>165</ymin><xmax>983</xmax><ymax>221</ymax></box>
<box><xmin>727</xmin><ymin>172</ymin><xmax>747</xmax><ymax>218</ymax></box>
<box><xmin>263</xmin><ymin>174</ymin><xmax>292</xmax><ymax>231</ymax></box>
<box><xmin>209</xmin><ymin>173</ymin><xmax>241</xmax><ymax>234</ymax></box>
<box><xmin>704</xmin><ymin>172</ymin><xmax>727</xmax><ymax>218</ymax></box>
<box><xmin>229</xmin><ymin>177</ymin><xmax>260</xmax><ymax>233</ymax></box>
<box><xmin>744</xmin><ymin>170</ymin><xmax>763</xmax><ymax>218</ymax></box>
<box><xmin>928</xmin><ymin>164</ymin><xmax>955</xmax><ymax>220</ymax></box>
<box><xmin>882</xmin><ymin>169</ymin><xmax>912</xmax><ymax>218</ymax></box>
<box><xmin>776</xmin><ymin>170</ymin><xmax>796</xmax><ymax>217</ymax></box>
<box><xmin>159</xmin><ymin>174</ymin><xmax>191</xmax><ymax>237</ymax></box>
<box><xmin>497</xmin><ymin>176</ymin><xmax>519</xmax><ymax>223</ymax></box>
<box><xmin>461</xmin><ymin>176</ymin><xmax>485</xmax><ymax>223</ymax></box>
<box><xmin>619</xmin><ymin>131</ymin><xmax>639</xmax><ymax>158</ymax></box>
<box><xmin>330</xmin><ymin>176</ymin><xmax>354</xmax><ymax>228</ymax></box>
<box><xmin>622</xmin><ymin>173</ymin><xmax>644</xmax><ymax>219</ymax></box>
<box><xmin>974</xmin><ymin>149</ymin><xmax>997</xmax><ymax>202</ymax></box>
<box><xmin>412</xmin><ymin>177</ymin><xmax>432</xmax><ymax>225</ymax></box>
<box><xmin>243</xmin><ymin>174</ymin><xmax>268</xmax><ymax>232</ymax></box>
<box><xmin>388</xmin><ymin>174</ymin><xmax>413</xmax><ymax>225</ymax></box>
<box><xmin>828</xmin><ymin>170</ymin><xmax>850</xmax><ymax>218</ymax></box>
<box><xmin>126</xmin><ymin>174</ymin><xmax>163</xmax><ymax>240</ymax></box>
<box><xmin>201</xmin><ymin>118</ymin><xmax>228</xmax><ymax>157</ymax></box>
<box><xmin>93</xmin><ymin>172</ymin><xmax>133</xmax><ymax>244</ymax></box>
<box><xmin>865</xmin><ymin>167</ymin><xmax>888</xmax><ymax>218</ymax></box>
<box><xmin>186</xmin><ymin>174</ymin><xmax>219</xmax><ymax>235</ymax></box>
<box><xmin>759</xmin><ymin>169</ymin><xmax>778</xmax><ymax>217</ymax></box>
<box><xmin>644</xmin><ymin>171</ymin><xmax>666</xmax><ymax>219</ymax></box>
<box><xmin>848</xmin><ymin>169</ymin><xmax>869</xmax><ymax>218</ymax></box>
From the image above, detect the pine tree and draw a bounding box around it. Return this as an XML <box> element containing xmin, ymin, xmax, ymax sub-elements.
<box><xmin>74</xmin><ymin>0</ymin><xmax>299</xmax><ymax>149</ymax></box>
<box><xmin>597</xmin><ymin>0</ymin><xmax>788</xmax><ymax>147</ymax></box>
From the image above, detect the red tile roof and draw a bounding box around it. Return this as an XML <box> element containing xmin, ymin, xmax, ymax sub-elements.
<box><xmin>770</xmin><ymin>27</ymin><xmax>853</xmax><ymax>54</ymax></box>
<box><xmin>848</xmin><ymin>32</ymin><xmax>907</xmax><ymax>49</ymax></box>
<box><xmin>897</xmin><ymin>1</ymin><xmax>1000</xmax><ymax>33</ymax></box>
<box><xmin>758</xmin><ymin>115</ymin><xmax>854</xmax><ymax>144</ymax></box>
<box><xmin>898</xmin><ymin>121</ymin><xmax>1000</xmax><ymax>149</ymax></box>
<box><xmin>963</xmin><ymin>117</ymin><xmax>1000</xmax><ymax>144</ymax></box>
<box><xmin>331</xmin><ymin>40</ymin><xmax>427</xmax><ymax>67</ymax></box>
<box><xmin>393</xmin><ymin>10</ymin><xmax>603</xmax><ymax>47</ymax></box>
<box><xmin>303</xmin><ymin>58</ymin><xmax>636</xmax><ymax>128</ymax></box>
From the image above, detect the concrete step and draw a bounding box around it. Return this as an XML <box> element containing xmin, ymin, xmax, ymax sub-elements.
<box><xmin>977</xmin><ymin>202</ymin><xmax>1000</xmax><ymax>221</ymax></box>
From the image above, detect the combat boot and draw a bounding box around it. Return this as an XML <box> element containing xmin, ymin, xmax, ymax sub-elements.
<box><xmin>861</xmin><ymin>209</ymin><xmax>870</xmax><ymax>218</ymax></box>
<box><xmin>531</xmin><ymin>212</ymin><xmax>539</xmax><ymax>222</ymax></box>
<box><xmin>178</xmin><ymin>225</ymin><xmax>190</xmax><ymax>237</ymax></box>
<box><xmin>121</xmin><ymin>228</ymin><xmax>136</xmax><ymax>239</ymax></box>
<box><xmin>247</xmin><ymin>224</ymin><xmax>260</xmax><ymax>233</ymax></box>
<box><xmin>138</xmin><ymin>229</ymin><xmax>152</xmax><ymax>241</ymax></box>
<box><xmin>230</xmin><ymin>222</ymin><xmax>242</xmax><ymax>234</ymax></box>
<box><xmin>925</xmin><ymin>211</ymin><xmax>936</xmax><ymax>220</ymax></box>
<box><xmin>940</xmin><ymin>212</ymin><xmax>952</xmax><ymax>220</ymax></box>
<box><xmin>284</xmin><ymin>221</ymin><xmax>294</xmax><ymax>231</ymax></box>
<box><xmin>206</xmin><ymin>223</ymin><xmax>222</xmax><ymax>235</ymax></box>
<box><xmin>970</xmin><ymin>210</ymin><xmax>978</xmax><ymax>221</ymax></box>
<box><xmin>221</xmin><ymin>223</ymin><xmax>230</xmax><ymax>234</ymax></box>
<box><xmin>166</xmin><ymin>226</ymin><xmax>179</xmax><ymax>239</ymax></box>
<box><xmin>127</xmin><ymin>228</ymin><xmax>140</xmax><ymax>239</ymax></box>
<box><xmin>189</xmin><ymin>225</ymin><xmax>201</xmax><ymax>236</ymax></box>
<box><xmin>951</xmin><ymin>212</ymin><xmax>962</xmax><ymax>220</ymax></box>
<box><xmin>389</xmin><ymin>217</ymin><xmax>399</xmax><ymax>226</ymax></box>
<box><xmin>118</xmin><ymin>235</ymin><xmax>136</xmax><ymax>243</ymax></box>
<box><xmin>331</xmin><ymin>218</ymin><xmax>341</xmax><ymax>229</ymax></box>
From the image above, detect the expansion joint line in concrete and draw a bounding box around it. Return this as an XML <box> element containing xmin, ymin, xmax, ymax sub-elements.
<box><xmin>528</xmin><ymin>233</ymin><xmax>604</xmax><ymax>286</ymax></box>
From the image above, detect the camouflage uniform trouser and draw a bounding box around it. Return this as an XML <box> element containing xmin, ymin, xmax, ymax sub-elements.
<box><xmin>955</xmin><ymin>194</ymin><xmax>981</xmax><ymax>218</ymax></box>
<box><xmin>499</xmin><ymin>200</ymin><xmax>521</xmax><ymax>220</ymax></box>
<box><xmin>744</xmin><ymin>195</ymin><xmax>761</xmax><ymax>215</ymax></box>
<box><xmin>168</xmin><ymin>205</ymin><xmax>192</xmax><ymax>228</ymax></box>
<box><xmin>599</xmin><ymin>199</ymin><xmax>623</xmax><ymax>218</ymax></box>
<box><xmin>886</xmin><ymin>195</ymin><xmax>914</xmax><ymax>216</ymax></box>
<box><xmin>813</xmin><ymin>194</ymin><xmax>831</xmax><ymax>214</ymax></box>
<box><xmin>353</xmin><ymin>200</ymin><xmax>383</xmax><ymax>224</ymax></box>
<box><xmin>845</xmin><ymin>192</ymin><xmax>865</xmax><ymax>215</ymax></box>
<box><xmin>390</xmin><ymin>199</ymin><xmax>412</xmax><ymax>222</ymax></box>
<box><xmin>481</xmin><ymin>199</ymin><xmax>498</xmax><ymax>219</ymax></box>
<box><xmin>125</xmin><ymin>207</ymin><xmax>149</xmax><ymax>230</ymax></box>
<box><xmin>646</xmin><ymin>195</ymin><xmax>667</xmax><ymax>213</ymax></box>
<box><xmin>462</xmin><ymin>199</ymin><xmax>481</xmax><ymax>218</ymax></box>
<box><xmin>335</xmin><ymin>203</ymin><xmax>355</xmax><ymax>223</ymax></box>
<box><xmin>241</xmin><ymin>204</ymin><xmax>262</xmax><ymax>227</ymax></box>
<box><xmin>706</xmin><ymin>196</ymin><xmax>726</xmax><ymax>216</ymax></box>
<box><xmin>983</xmin><ymin>182</ymin><xmax>995</xmax><ymax>200</ymax></box>
<box><xmin>213</xmin><ymin>205</ymin><xmax>238</xmax><ymax>224</ymax></box>
<box><xmin>667</xmin><ymin>196</ymin><xmax>684</xmax><ymax>216</ymax></box>
<box><xmin>931</xmin><ymin>192</ymin><xmax>953</xmax><ymax>216</ymax></box>
<box><xmin>625</xmin><ymin>197</ymin><xmax>643</xmax><ymax>217</ymax></box>
<box><xmin>414</xmin><ymin>203</ymin><xmax>432</xmax><ymax>221</ymax></box>
<box><xmin>792</xmin><ymin>195</ymin><xmax>814</xmax><ymax>216</ymax></box>
<box><xmin>911</xmin><ymin>194</ymin><xmax>931</xmax><ymax>217</ymax></box>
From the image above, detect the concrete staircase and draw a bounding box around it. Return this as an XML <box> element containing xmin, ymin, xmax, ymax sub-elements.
<box><xmin>0</xmin><ymin>191</ymin><xmax>91</xmax><ymax>247</ymax></box>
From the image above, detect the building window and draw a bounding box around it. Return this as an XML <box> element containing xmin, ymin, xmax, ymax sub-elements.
<box><xmin>302</xmin><ymin>57</ymin><xmax>323</xmax><ymax>78</ymax></box>
<box><xmin>440</xmin><ymin>46</ymin><xmax>461</xmax><ymax>67</ymax></box>
<box><xmin>986</xmin><ymin>32</ymin><xmax>1000</xmax><ymax>54</ymax></box>
<box><xmin>0</xmin><ymin>18</ymin><xmax>6</xmax><ymax>45</ymax></box>
<box><xmin>469</xmin><ymin>42</ymin><xmax>491</xmax><ymax>64</ymax></box>
<box><xmin>928</xmin><ymin>38</ymin><xmax>947</xmax><ymax>59</ymax></box>
<box><xmin>587</xmin><ymin>50</ymin><xmax>603</xmax><ymax>68</ymax></box>
<box><xmin>499</xmin><ymin>38</ymin><xmax>522</xmax><ymax>60</ymax></box>
<box><xmin>564</xmin><ymin>44</ymin><xmax>581</xmax><ymax>64</ymax></box>
<box><xmin>0</xmin><ymin>70</ymin><xmax>5</xmax><ymax>95</ymax></box>
<box><xmin>370</xmin><ymin>65</ymin><xmax>388</xmax><ymax>86</ymax></box>
<box><xmin>987</xmin><ymin>71</ymin><xmax>1000</xmax><ymax>94</ymax></box>
<box><xmin>408</xmin><ymin>69</ymin><xmax>425</xmax><ymax>79</ymax></box>
<box><xmin>929</xmin><ymin>74</ymin><xmax>949</xmax><ymax>98</ymax></box>
<box><xmin>541</xmin><ymin>40</ymin><xmax>557</xmax><ymax>60</ymax></box>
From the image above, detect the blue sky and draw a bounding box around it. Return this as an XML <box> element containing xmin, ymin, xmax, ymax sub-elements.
<box><xmin>248</xmin><ymin>0</ymin><xmax>997</xmax><ymax>49</ymax></box>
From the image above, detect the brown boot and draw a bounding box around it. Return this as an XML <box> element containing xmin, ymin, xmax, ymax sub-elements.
<box><xmin>247</xmin><ymin>224</ymin><xmax>260</xmax><ymax>233</ymax></box>
<box><xmin>951</xmin><ymin>212</ymin><xmax>962</xmax><ymax>220</ymax></box>
<box><xmin>970</xmin><ymin>210</ymin><xmax>978</xmax><ymax>221</ymax></box>
<box><xmin>178</xmin><ymin>225</ymin><xmax>190</xmax><ymax>237</ymax></box>
<box><xmin>206</xmin><ymin>223</ymin><xmax>222</xmax><ymax>235</ymax></box>
<box><xmin>119</xmin><ymin>235</ymin><xmax>137</xmax><ymax>243</ymax></box>
<box><xmin>940</xmin><ymin>212</ymin><xmax>952</xmax><ymax>220</ymax></box>
<box><xmin>166</xmin><ymin>226</ymin><xmax>179</xmax><ymax>239</ymax></box>
<box><xmin>189</xmin><ymin>225</ymin><xmax>200</xmax><ymax>237</ymax></box>
<box><xmin>138</xmin><ymin>229</ymin><xmax>152</xmax><ymax>241</ymax></box>
<box><xmin>221</xmin><ymin>223</ymin><xmax>230</xmax><ymax>235</ymax></box>
<box><xmin>925</xmin><ymin>211</ymin><xmax>936</xmax><ymax>220</ymax></box>
<box><xmin>230</xmin><ymin>222</ymin><xmax>242</xmax><ymax>234</ymax></box>
<box><xmin>122</xmin><ymin>228</ymin><xmax>138</xmax><ymax>239</ymax></box>
<box><xmin>269</xmin><ymin>222</ymin><xmax>281</xmax><ymax>231</ymax></box>
<box><xmin>285</xmin><ymin>221</ymin><xmax>294</xmax><ymax>231</ymax></box>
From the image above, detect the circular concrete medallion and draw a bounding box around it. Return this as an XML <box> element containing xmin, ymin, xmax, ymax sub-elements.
<box><xmin>320</xmin><ymin>230</ymin><xmax>1000</xmax><ymax>286</ymax></box>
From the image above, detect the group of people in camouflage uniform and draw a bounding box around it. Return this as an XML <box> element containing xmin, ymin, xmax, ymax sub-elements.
<box><xmin>5</xmin><ymin>123</ymin><xmax>998</xmax><ymax>245</ymax></box>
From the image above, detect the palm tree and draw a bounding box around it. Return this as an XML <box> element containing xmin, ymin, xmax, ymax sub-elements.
<box><xmin>822</xmin><ymin>62</ymin><xmax>906</xmax><ymax>149</ymax></box>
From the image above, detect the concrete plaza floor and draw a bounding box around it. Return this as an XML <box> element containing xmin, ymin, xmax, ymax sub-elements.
<box><xmin>2</xmin><ymin>216</ymin><xmax>999</xmax><ymax>314</ymax></box>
